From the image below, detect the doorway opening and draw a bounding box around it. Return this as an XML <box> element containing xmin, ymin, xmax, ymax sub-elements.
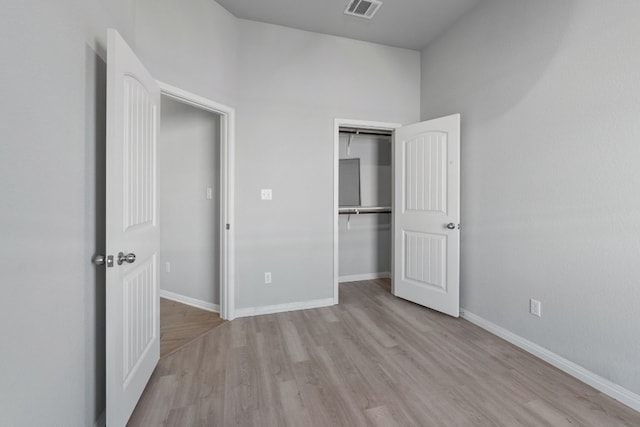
<box><xmin>333</xmin><ymin>119</ymin><xmax>400</xmax><ymax>303</ymax></box>
<box><xmin>157</xmin><ymin>83</ymin><xmax>235</xmax><ymax>356</ymax></box>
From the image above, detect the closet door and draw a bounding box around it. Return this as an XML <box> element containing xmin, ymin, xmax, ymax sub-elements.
<box><xmin>393</xmin><ymin>114</ymin><xmax>460</xmax><ymax>317</ymax></box>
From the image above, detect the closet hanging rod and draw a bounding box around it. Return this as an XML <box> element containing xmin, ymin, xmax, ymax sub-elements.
<box><xmin>339</xmin><ymin>206</ymin><xmax>392</xmax><ymax>215</ymax></box>
<box><xmin>339</xmin><ymin>128</ymin><xmax>393</xmax><ymax>137</ymax></box>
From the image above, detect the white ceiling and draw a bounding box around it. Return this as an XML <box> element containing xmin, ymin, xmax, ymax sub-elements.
<box><xmin>215</xmin><ymin>0</ymin><xmax>482</xmax><ymax>50</ymax></box>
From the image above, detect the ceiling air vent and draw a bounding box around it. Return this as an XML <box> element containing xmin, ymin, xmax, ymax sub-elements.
<box><xmin>344</xmin><ymin>0</ymin><xmax>383</xmax><ymax>19</ymax></box>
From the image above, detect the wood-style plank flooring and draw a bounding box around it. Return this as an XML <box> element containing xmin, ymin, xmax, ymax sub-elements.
<box><xmin>160</xmin><ymin>298</ymin><xmax>225</xmax><ymax>358</ymax></box>
<box><xmin>131</xmin><ymin>280</ymin><xmax>640</xmax><ymax>426</ymax></box>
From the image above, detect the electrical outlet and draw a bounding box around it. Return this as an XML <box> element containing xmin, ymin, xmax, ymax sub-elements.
<box><xmin>206</xmin><ymin>187</ymin><xmax>213</xmax><ymax>200</ymax></box>
<box><xmin>264</xmin><ymin>272</ymin><xmax>272</xmax><ymax>284</ymax></box>
<box><xmin>530</xmin><ymin>299</ymin><xmax>542</xmax><ymax>317</ymax></box>
<box><xmin>165</xmin><ymin>262</ymin><xmax>171</xmax><ymax>273</ymax></box>
<box><xmin>261</xmin><ymin>189</ymin><xmax>272</xmax><ymax>200</ymax></box>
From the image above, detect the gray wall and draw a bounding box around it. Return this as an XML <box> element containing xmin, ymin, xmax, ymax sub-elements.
<box><xmin>0</xmin><ymin>0</ymin><xmax>236</xmax><ymax>425</ymax></box>
<box><xmin>133</xmin><ymin>5</ymin><xmax>420</xmax><ymax>313</ymax></box>
<box><xmin>134</xmin><ymin>0</ymin><xmax>238</xmax><ymax>107</ymax></box>
<box><xmin>235</xmin><ymin>19</ymin><xmax>420</xmax><ymax>308</ymax></box>
<box><xmin>160</xmin><ymin>96</ymin><xmax>221</xmax><ymax>305</ymax></box>
<box><xmin>0</xmin><ymin>1</ymin><xmax>419</xmax><ymax>424</ymax></box>
<box><xmin>421</xmin><ymin>0</ymin><xmax>640</xmax><ymax>395</ymax></box>
<box><xmin>338</xmin><ymin>134</ymin><xmax>392</xmax><ymax>279</ymax></box>
<box><xmin>0</xmin><ymin>1</ymin><xmax>132</xmax><ymax>425</ymax></box>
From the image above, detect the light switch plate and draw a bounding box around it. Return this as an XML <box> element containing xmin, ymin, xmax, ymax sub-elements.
<box><xmin>261</xmin><ymin>189</ymin><xmax>273</xmax><ymax>200</ymax></box>
<box><xmin>530</xmin><ymin>299</ymin><xmax>542</xmax><ymax>317</ymax></box>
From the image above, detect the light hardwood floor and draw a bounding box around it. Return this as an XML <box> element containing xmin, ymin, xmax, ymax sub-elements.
<box><xmin>131</xmin><ymin>280</ymin><xmax>640</xmax><ymax>426</ymax></box>
<box><xmin>160</xmin><ymin>298</ymin><xmax>225</xmax><ymax>358</ymax></box>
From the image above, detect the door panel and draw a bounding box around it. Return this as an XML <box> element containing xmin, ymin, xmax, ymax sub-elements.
<box><xmin>123</xmin><ymin>75</ymin><xmax>156</xmax><ymax>230</ymax></box>
<box><xmin>122</xmin><ymin>255</ymin><xmax>156</xmax><ymax>385</ymax></box>
<box><xmin>106</xmin><ymin>29</ymin><xmax>161</xmax><ymax>427</ymax></box>
<box><xmin>393</xmin><ymin>114</ymin><xmax>460</xmax><ymax>317</ymax></box>
<box><xmin>404</xmin><ymin>231</ymin><xmax>446</xmax><ymax>291</ymax></box>
<box><xmin>404</xmin><ymin>133</ymin><xmax>447</xmax><ymax>214</ymax></box>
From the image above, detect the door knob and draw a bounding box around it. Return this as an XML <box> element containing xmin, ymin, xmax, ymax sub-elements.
<box><xmin>93</xmin><ymin>254</ymin><xmax>115</xmax><ymax>267</ymax></box>
<box><xmin>446</xmin><ymin>223</ymin><xmax>456</xmax><ymax>230</ymax></box>
<box><xmin>117</xmin><ymin>252</ymin><xmax>136</xmax><ymax>265</ymax></box>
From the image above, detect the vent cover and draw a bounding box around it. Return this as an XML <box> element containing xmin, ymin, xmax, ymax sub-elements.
<box><xmin>344</xmin><ymin>0</ymin><xmax>383</xmax><ymax>19</ymax></box>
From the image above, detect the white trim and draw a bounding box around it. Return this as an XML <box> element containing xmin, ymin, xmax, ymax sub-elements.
<box><xmin>460</xmin><ymin>309</ymin><xmax>640</xmax><ymax>413</ymax></box>
<box><xmin>158</xmin><ymin>81</ymin><xmax>231</xmax><ymax>114</ymax></box>
<box><xmin>333</xmin><ymin>118</ymin><xmax>401</xmax><ymax>306</ymax></box>
<box><xmin>158</xmin><ymin>81</ymin><xmax>235</xmax><ymax>320</ymax></box>
<box><xmin>160</xmin><ymin>290</ymin><xmax>220</xmax><ymax>313</ymax></box>
<box><xmin>339</xmin><ymin>272</ymin><xmax>391</xmax><ymax>283</ymax></box>
<box><xmin>94</xmin><ymin>411</ymin><xmax>105</xmax><ymax>427</ymax></box>
<box><xmin>234</xmin><ymin>298</ymin><xmax>335</xmax><ymax>318</ymax></box>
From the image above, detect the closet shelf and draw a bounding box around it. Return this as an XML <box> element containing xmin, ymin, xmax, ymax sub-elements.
<box><xmin>339</xmin><ymin>128</ymin><xmax>392</xmax><ymax>137</ymax></box>
<box><xmin>339</xmin><ymin>206</ymin><xmax>392</xmax><ymax>215</ymax></box>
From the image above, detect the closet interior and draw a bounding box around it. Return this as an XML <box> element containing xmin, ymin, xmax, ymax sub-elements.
<box><xmin>338</xmin><ymin>126</ymin><xmax>393</xmax><ymax>283</ymax></box>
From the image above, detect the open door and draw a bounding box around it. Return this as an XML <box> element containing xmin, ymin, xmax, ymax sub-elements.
<box><xmin>393</xmin><ymin>114</ymin><xmax>460</xmax><ymax>317</ymax></box>
<box><xmin>106</xmin><ymin>29</ymin><xmax>161</xmax><ymax>426</ymax></box>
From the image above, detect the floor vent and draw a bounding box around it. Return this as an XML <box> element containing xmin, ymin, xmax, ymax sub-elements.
<box><xmin>344</xmin><ymin>0</ymin><xmax>383</xmax><ymax>19</ymax></box>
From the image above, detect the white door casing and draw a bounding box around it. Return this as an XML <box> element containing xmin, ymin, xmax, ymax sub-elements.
<box><xmin>393</xmin><ymin>114</ymin><xmax>460</xmax><ymax>317</ymax></box>
<box><xmin>333</xmin><ymin>119</ymin><xmax>401</xmax><ymax>303</ymax></box>
<box><xmin>157</xmin><ymin>81</ymin><xmax>236</xmax><ymax>320</ymax></box>
<box><xmin>106</xmin><ymin>29</ymin><xmax>161</xmax><ymax>427</ymax></box>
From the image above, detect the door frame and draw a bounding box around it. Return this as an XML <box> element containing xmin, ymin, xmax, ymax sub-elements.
<box><xmin>159</xmin><ymin>81</ymin><xmax>235</xmax><ymax>320</ymax></box>
<box><xmin>333</xmin><ymin>118</ymin><xmax>401</xmax><ymax>304</ymax></box>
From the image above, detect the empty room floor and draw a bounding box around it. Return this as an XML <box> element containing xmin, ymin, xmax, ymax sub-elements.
<box><xmin>131</xmin><ymin>280</ymin><xmax>640</xmax><ymax>426</ymax></box>
<box><xmin>160</xmin><ymin>298</ymin><xmax>225</xmax><ymax>358</ymax></box>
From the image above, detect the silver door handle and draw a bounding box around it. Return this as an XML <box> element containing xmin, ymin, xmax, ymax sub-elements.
<box><xmin>446</xmin><ymin>223</ymin><xmax>456</xmax><ymax>230</ymax></box>
<box><xmin>117</xmin><ymin>252</ymin><xmax>136</xmax><ymax>265</ymax></box>
<box><xmin>93</xmin><ymin>254</ymin><xmax>115</xmax><ymax>267</ymax></box>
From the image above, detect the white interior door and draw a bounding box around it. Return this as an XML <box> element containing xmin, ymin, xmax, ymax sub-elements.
<box><xmin>106</xmin><ymin>29</ymin><xmax>161</xmax><ymax>426</ymax></box>
<box><xmin>393</xmin><ymin>114</ymin><xmax>460</xmax><ymax>317</ymax></box>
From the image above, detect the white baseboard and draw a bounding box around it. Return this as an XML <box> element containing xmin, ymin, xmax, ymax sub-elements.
<box><xmin>234</xmin><ymin>298</ymin><xmax>335</xmax><ymax>318</ymax></box>
<box><xmin>160</xmin><ymin>289</ymin><xmax>219</xmax><ymax>313</ymax></box>
<box><xmin>94</xmin><ymin>411</ymin><xmax>105</xmax><ymax>427</ymax></box>
<box><xmin>460</xmin><ymin>309</ymin><xmax>640</xmax><ymax>413</ymax></box>
<box><xmin>339</xmin><ymin>272</ymin><xmax>391</xmax><ymax>283</ymax></box>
